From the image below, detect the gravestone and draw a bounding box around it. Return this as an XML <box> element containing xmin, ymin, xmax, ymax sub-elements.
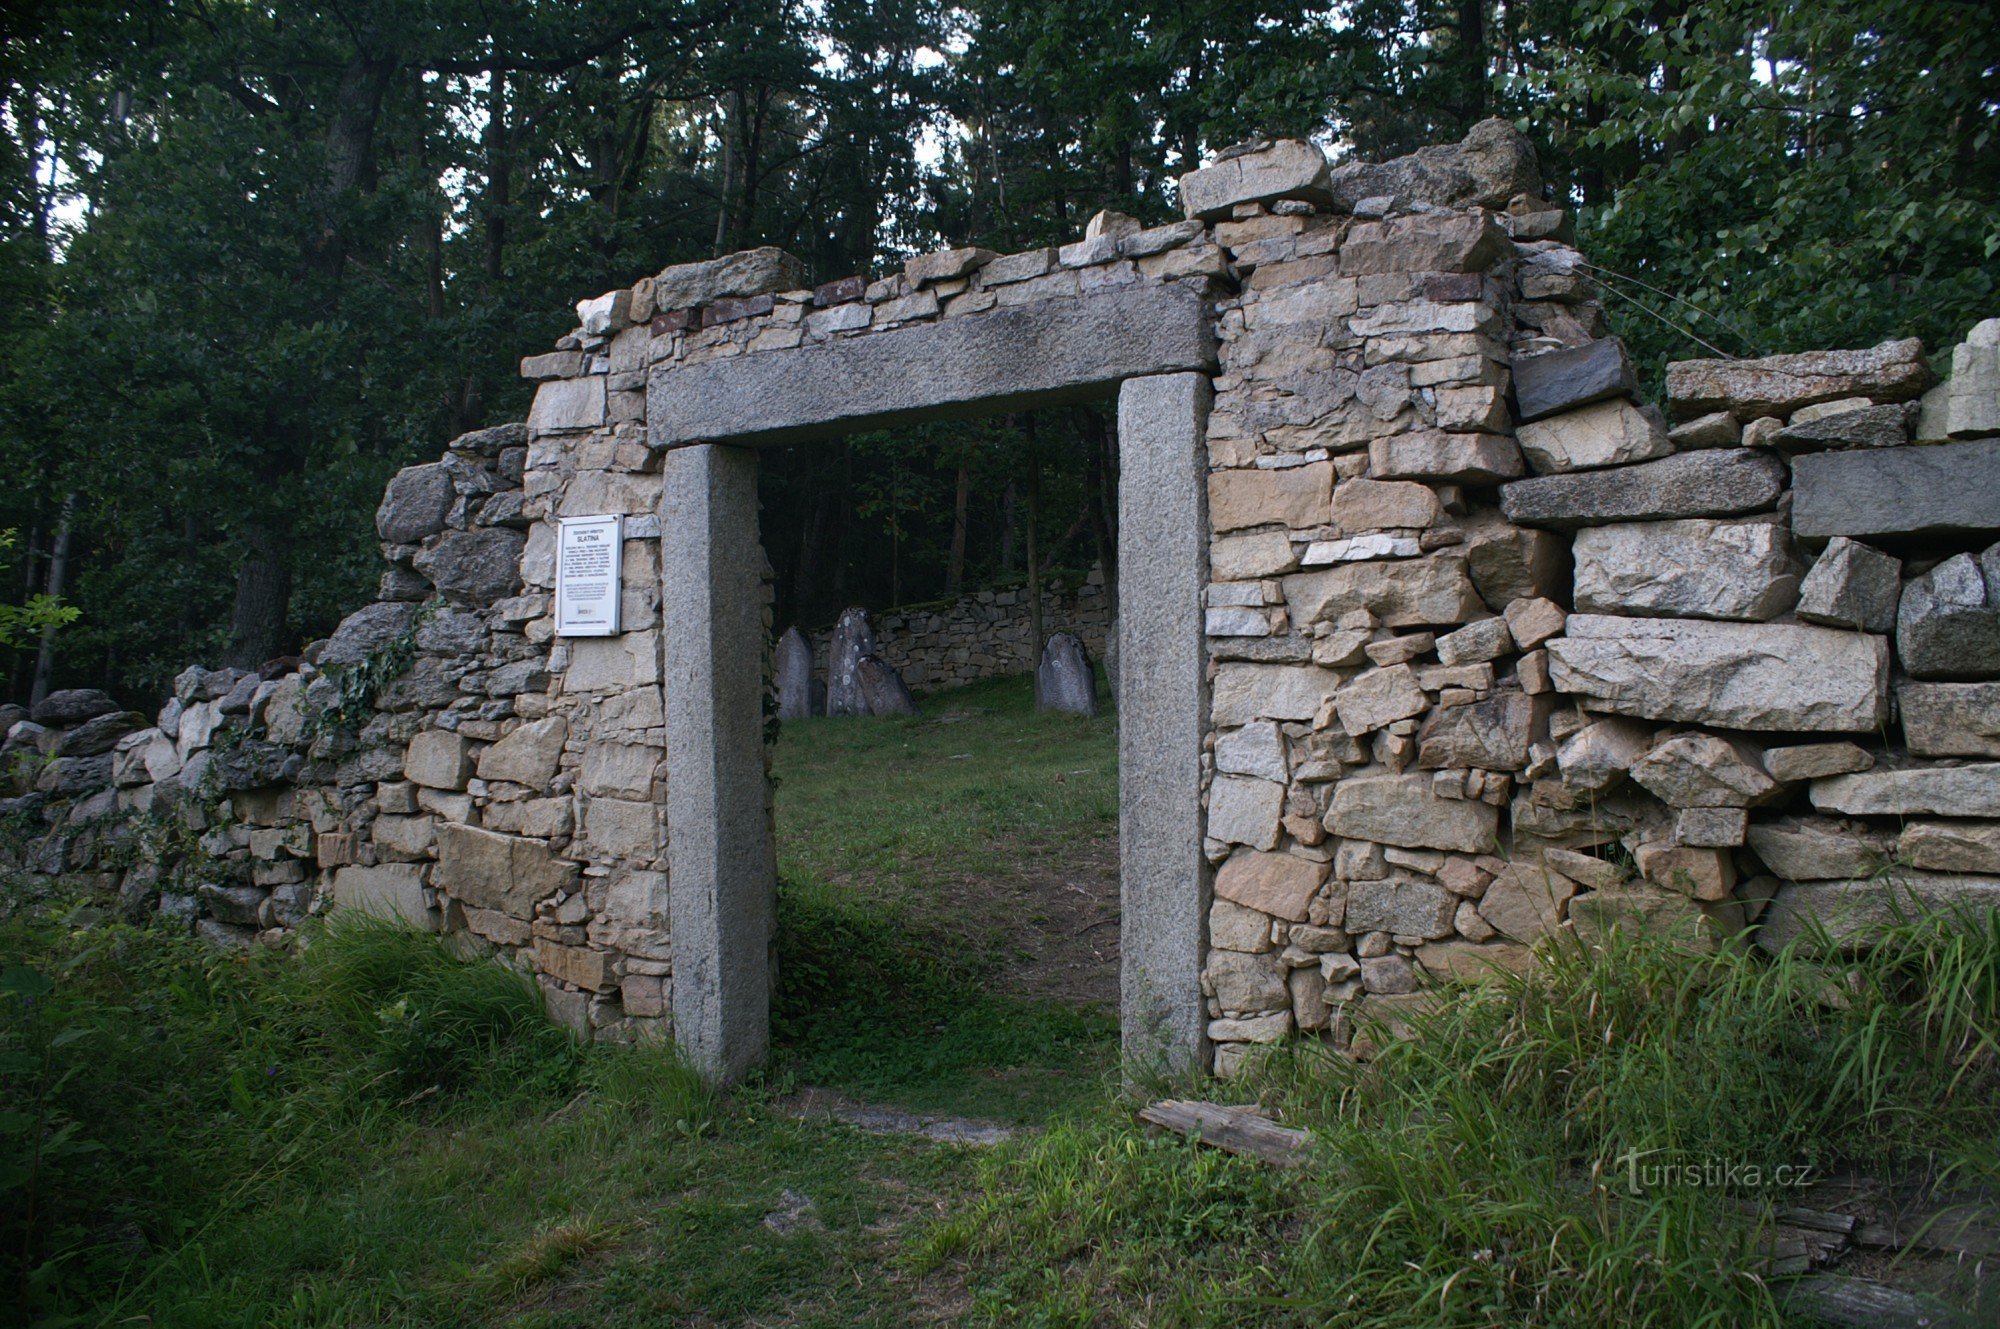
<box><xmin>1037</xmin><ymin>632</ymin><xmax>1100</xmax><ymax>716</ymax></box>
<box><xmin>775</xmin><ymin>627</ymin><xmax>818</xmax><ymax>721</ymax></box>
<box><xmin>855</xmin><ymin>655</ymin><xmax>919</xmax><ymax>716</ymax></box>
<box><xmin>826</xmin><ymin>608</ymin><xmax>876</xmax><ymax>716</ymax></box>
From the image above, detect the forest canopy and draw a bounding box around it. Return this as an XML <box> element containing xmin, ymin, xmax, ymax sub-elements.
<box><xmin>0</xmin><ymin>0</ymin><xmax>1994</xmax><ymax>701</ymax></box>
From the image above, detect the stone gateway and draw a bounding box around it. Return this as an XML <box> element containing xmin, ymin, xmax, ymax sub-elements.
<box><xmin>18</xmin><ymin>121</ymin><xmax>2000</xmax><ymax>1085</ymax></box>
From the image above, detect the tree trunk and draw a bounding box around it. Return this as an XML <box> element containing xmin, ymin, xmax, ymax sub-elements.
<box><xmin>946</xmin><ymin>455</ymin><xmax>971</xmax><ymax>594</ymax></box>
<box><xmin>307</xmin><ymin>49</ymin><xmax>395</xmax><ymax>284</ymax></box>
<box><xmin>1456</xmin><ymin>0</ymin><xmax>1488</xmax><ymax>128</ymax></box>
<box><xmin>482</xmin><ymin>67</ymin><xmax>509</xmax><ymax>285</ymax></box>
<box><xmin>30</xmin><ymin>495</ymin><xmax>74</xmax><ymax>707</ymax></box>
<box><xmin>998</xmin><ymin>480</ymin><xmax>1018</xmax><ymax>575</ymax></box>
<box><xmin>223</xmin><ymin>526</ymin><xmax>292</xmax><ymax>669</ymax></box>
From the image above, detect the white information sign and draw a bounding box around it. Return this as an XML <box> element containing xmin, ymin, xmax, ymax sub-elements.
<box><xmin>555</xmin><ymin>514</ymin><xmax>624</xmax><ymax>637</ymax></box>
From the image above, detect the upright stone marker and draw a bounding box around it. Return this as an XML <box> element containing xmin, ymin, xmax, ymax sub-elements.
<box><xmin>663</xmin><ymin>445</ymin><xmax>775</xmax><ymax>1082</ymax></box>
<box><xmin>1038</xmin><ymin>632</ymin><xmax>1100</xmax><ymax>716</ymax></box>
<box><xmin>825</xmin><ymin>608</ymin><xmax>876</xmax><ymax>717</ymax></box>
<box><xmin>1118</xmin><ymin>373</ymin><xmax>1211</xmax><ymax>1077</ymax></box>
<box><xmin>775</xmin><ymin>626</ymin><xmax>818</xmax><ymax>721</ymax></box>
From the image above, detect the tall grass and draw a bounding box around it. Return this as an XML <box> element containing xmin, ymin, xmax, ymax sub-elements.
<box><xmin>931</xmin><ymin>909</ymin><xmax>2000</xmax><ymax>1326</ymax></box>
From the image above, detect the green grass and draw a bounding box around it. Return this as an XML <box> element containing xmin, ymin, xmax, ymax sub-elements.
<box><xmin>0</xmin><ymin>671</ymin><xmax>1122</xmax><ymax>1328</ymax></box>
<box><xmin>929</xmin><ymin>914</ymin><xmax>2000</xmax><ymax>1327</ymax></box>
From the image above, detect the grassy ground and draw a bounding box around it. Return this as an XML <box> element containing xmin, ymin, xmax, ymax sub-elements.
<box><xmin>0</xmin><ymin>672</ymin><xmax>1123</xmax><ymax>1328</ymax></box>
<box><xmin>8</xmin><ymin>671</ymin><xmax>2000</xmax><ymax>1326</ymax></box>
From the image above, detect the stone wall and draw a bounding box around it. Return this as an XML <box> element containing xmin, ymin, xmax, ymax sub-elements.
<box><xmin>6</xmin><ymin>118</ymin><xmax>1999</xmax><ymax>1078</ymax></box>
<box><xmin>802</xmin><ymin>573</ymin><xmax>1110</xmax><ymax>693</ymax></box>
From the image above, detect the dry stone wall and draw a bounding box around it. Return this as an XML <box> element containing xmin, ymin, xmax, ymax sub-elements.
<box><xmin>7</xmin><ymin>118</ymin><xmax>2000</xmax><ymax>1078</ymax></box>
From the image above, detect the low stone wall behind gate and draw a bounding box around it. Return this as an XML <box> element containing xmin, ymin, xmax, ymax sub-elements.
<box><xmin>803</xmin><ymin>574</ymin><xmax>1111</xmax><ymax>693</ymax></box>
<box><xmin>6</xmin><ymin>118</ymin><xmax>2000</xmax><ymax>1078</ymax></box>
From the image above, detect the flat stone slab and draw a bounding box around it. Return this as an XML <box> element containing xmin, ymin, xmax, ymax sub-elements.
<box><xmin>1899</xmin><ymin>681</ymin><xmax>2000</xmax><ymax>757</ymax></box>
<box><xmin>1756</xmin><ymin>873</ymin><xmax>2000</xmax><ymax>952</ymax></box>
<box><xmin>1546</xmin><ymin>615</ymin><xmax>1891</xmax><ymax>732</ymax></box>
<box><xmin>1512</xmin><ymin>338</ymin><xmax>1637</xmax><ymax>422</ymax></box>
<box><xmin>1499</xmin><ymin>450</ymin><xmax>1786</xmax><ymax>529</ymax></box>
<box><xmin>650</xmin><ymin>283</ymin><xmax>1216</xmax><ymax>447</ymax></box>
<box><xmin>1792</xmin><ymin>439</ymin><xmax>2000</xmax><ymax>541</ymax></box>
<box><xmin>1572</xmin><ymin>517</ymin><xmax>1801</xmax><ymax>621</ymax></box>
<box><xmin>1811</xmin><ymin>762</ymin><xmax>2000</xmax><ymax>818</ymax></box>
<box><xmin>1666</xmin><ymin>337</ymin><xmax>1930</xmax><ymax>420</ymax></box>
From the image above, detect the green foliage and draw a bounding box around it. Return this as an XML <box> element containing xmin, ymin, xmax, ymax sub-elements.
<box><xmin>940</xmin><ymin>916</ymin><xmax>2000</xmax><ymax>1325</ymax></box>
<box><xmin>301</xmin><ymin>599</ymin><xmax>433</xmax><ymax>742</ymax></box>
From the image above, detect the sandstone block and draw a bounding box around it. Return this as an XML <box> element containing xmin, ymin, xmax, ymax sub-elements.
<box><xmin>1746</xmin><ymin>817</ymin><xmax>1893</xmax><ymax>882</ymax></box>
<box><xmin>1635</xmin><ymin>843</ymin><xmax>1735</xmax><ymax>900</ymax></box>
<box><xmin>1210</xmin><ymin>897</ymin><xmax>1277</xmax><ymax>951</ymax></box>
<box><xmin>434</xmin><ymin>823</ymin><xmax>578</xmax><ymax>918</ymax></box>
<box><xmin>334</xmin><ymin>863</ymin><xmax>436</xmax><ymax>931</ymax></box>
<box><xmin>1328</xmin><ymin>772</ymin><xmax>1500</xmax><ymax>853</ymax></box>
<box><xmin>1417</xmin><ymin>692</ymin><xmax>1538</xmax><ymax>771</ymax></box>
<box><xmin>1516</xmin><ymin>398</ymin><xmax>1672</xmax><ymax>473</ymax></box>
<box><xmin>475</xmin><ymin>715</ymin><xmax>568</xmax><ymax>789</ymax></box>
<box><xmin>1332</xmin><ymin>478</ymin><xmax>1440</xmax><ymax>531</ymax></box>
<box><xmin>1573</xmin><ymin>517</ymin><xmax>1800</xmax><ymax>621</ymax></box>
<box><xmin>1896</xmin><ymin>548</ymin><xmax>2000</xmax><ymax>680</ymax></box>
<box><xmin>1899</xmin><ymin>681</ymin><xmax>2000</xmax><ymax>757</ymax></box>
<box><xmin>1545</xmin><ymin>615</ymin><xmax>1891</xmax><ymax>732</ymax></box>
<box><xmin>1792</xmin><ymin>439</ymin><xmax>2000</xmax><ymax>541</ymax></box>
<box><xmin>1346</xmin><ymin>877</ymin><xmax>1456</xmax><ymax>939</ymax></box>
<box><xmin>1283</xmin><ymin>554</ymin><xmax>1485</xmax><ymax>629</ymax></box>
<box><xmin>404</xmin><ymin>730</ymin><xmax>473</xmax><ymax>790</ymax></box>
<box><xmin>1435</xmin><ymin>617</ymin><xmax>1513</xmax><ymax>665</ymax></box>
<box><xmin>1795</xmin><ymin>537</ymin><xmax>1902</xmax><ymax>632</ymax></box>
<box><xmin>1499</xmin><ymin>450</ymin><xmax>1786</xmax><ymax>529</ymax></box>
<box><xmin>584</xmin><ymin>797</ymin><xmax>659</xmax><ymax>859</ymax></box>
<box><xmin>1463</xmin><ymin>523</ymin><xmax>1569</xmax><ymax>609</ymax></box>
<box><xmin>1756</xmin><ymin>873</ymin><xmax>2000</xmax><ymax>952</ymax></box>
<box><xmin>1629</xmin><ymin>731</ymin><xmax>1776</xmax><ymax>807</ymax></box>
<box><xmin>535</xmin><ymin>940</ymin><xmax>616</xmax><ymax>992</ymax></box>
<box><xmin>1214</xmin><ymin>848</ymin><xmax>1327</xmax><ymax>922</ymax></box>
<box><xmin>1180</xmin><ymin>140</ymin><xmax>1332</xmax><ymax>220</ymax></box>
<box><xmin>1215</xmin><ymin>720</ymin><xmax>1288</xmax><ymax>782</ymax></box>
<box><xmin>1762</xmin><ymin>742</ymin><xmax>1874</xmax><ymax>782</ymax></box>
<box><xmin>1811</xmin><ymin>762</ymin><xmax>2000</xmax><ymax>818</ymax></box>
<box><xmin>1669</xmin><ymin>412</ymin><xmax>1740</xmax><ymax>448</ymax></box>
<box><xmin>1502</xmin><ymin>597</ymin><xmax>1566</xmax><ymax>649</ymax></box>
<box><xmin>652</xmin><ymin>247</ymin><xmax>805</xmax><ymax>308</ymax></box>
<box><xmin>1212</xmin><ymin>530</ymin><xmax>1298</xmax><ymax>579</ymax></box>
<box><xmin>1209</xmin><ymin>776</ymin><xmax>1286</xmax><ymax>849</ymax></box>
<box><xmin>1512</xmin><ymin>338</ymin><xmax>1637</xmax><ymax>422</ymax></box>
<box><xmin>1899</xmin><ymin>821</ymin><xmax>2000</xmax><ymax>874</ymax></box>
<box><xmin>527</xmin><ymin>376</ymin><xmax>605</xmax><ymax>433</ymax></box>
<box><xmin>1773</xmin><ymin>402</ymin><xmax>1909</xmax><ymax>451</ymax></box>
<box><xmin>1334</xmin><ymin>665</ymin><xmax>1428</xmax><ymax>736</ymax></box>
<box><xmin>1209</xmin><ymin>461</ymin><xmax>1334</xmax><ymax>532</ymax></box>
<box><xmin>1368</xmin><ymin>430</ymin><xmax>1524</xmax><ymax>484</ymax></box>
<box><xmin>1211</xmin><ymin>664</ymin><xmax>1339</xmax><ymax>725</ymax></box>
<box><xmin>1666</xmin><ymin>337</ymin><xmax>1929</xmax><ymax>420</ymax></box>
<box><xmin>1338</xmin><ymin>211</ymin><xmax>1509</xmax><ymax>276</ymax></box>
<box><xmin>1477</xmin><ymin>860</ymin><xmax>1575</xmax><ymax>943</ymax></box>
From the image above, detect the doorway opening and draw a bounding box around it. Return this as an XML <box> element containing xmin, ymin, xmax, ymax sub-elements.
<box><xmin>760</xmin><ymin>407</ymin><xmax>1124</xmax><ymax>1116</ymax></box>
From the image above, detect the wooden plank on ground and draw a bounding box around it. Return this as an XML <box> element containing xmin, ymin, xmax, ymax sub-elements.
<box><xmin>1138</xmin><ymin>1100</ymin><xmax>1310</xmax><ymax>1167</ymax></box>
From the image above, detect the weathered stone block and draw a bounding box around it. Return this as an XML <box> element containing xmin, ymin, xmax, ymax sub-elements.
<box><xmin>1338</xmin><ymin>211</ymin><xmax>1508</xmax><ymax>276</ymax></box>
<box><xmin>1554</xmin><ymin>716</ymin><xmax>1652</xmax><ymax>792</ymax></box>
<box><xmin>1795</xmin><ymin>537</ymin><xmax>1902</xmax><ymax>632</ymax></box>
<box><xmin>1516</xmin><ymin>397</ymin><xmax>1672</xmax><ymax>474</ymax></box>
<box><xmin>1545</xmin><ymin>615</ymin><xmax>1890</xmax><ymax>732</ymax></box>
<box><xmin>1811</xmin><ymin>762</ymin><xmax>2000</xmax><ymax>818</ymax></box>
<box><xmin>652</xmin><ymin>247</ymin><xmax>805</xmax><ymax>309</ymax></box>
<box><xmin>1899</xmin><ymin>821</ymin><xmax>2000</xmax><ymax>874</ymax></box>
<box><xmin>1666</xmin><ymin>337</ymin><xmax>1929</xmax><ymax>420</ymax></box>
<box><xmin>1477</xmin><ymin>861</ymin><xmax>1575</xmax><ymax>943</ymax></box>
<box><xmin>1762</xmin><ymin>742</ymin><xmax>1874</xmax><ymax>783</ymax></box>
<box><xmin>535</xmin><ymin>940</ymin><xmax>616</xmax><ymax>992</ymax></box>
<box><xmin>334</xmin><ymin>863</ymin><xmax>437</xmax><ymax>931</ymax></box>
<box><xmin>1283</xmin><ymin>554</ymin><xmax>1485</xmax><ymax>628</ymax></box>
<box><xmin>1773</xmin><ymin>402</ymin><xmax>1909</xmax><ymax>451</ymax></box>
<box><xmin>476</xmin><ymin>715</ymin><xmax>568</xmax><ymax>789</ymax></box>
<box><xmin>1512</xmin><ymin>338</ymin><xmax>1636</xmax><ymax>422</ymax></box>
<box><xmin>1325</xmin><ymin>118</ymin><xmax>1543</xmax><ymax>213</ymax></box>
<box><xmin>584</xmin><ymin>797</ymin><xmax>659</xmax><ymax>859</ymax></box>
<box><xmin>1629</xmin><ymin>732</ymin><xmax>1776</xmax><ymax>808</ymax></box>
<box><xmin>1368</xmin><ymin>430</ymin><xmax>1524</xmax><ymax>484</ymax></box>
<box><xmin>527</xmin><ymin>377</ymin><xmax>606</xmax><ymax>433</ymax></box>
<box><xmin>1209</xmin><ymin>776</ymin><xmax>1286</xmax><ymax>849</ymax></box>
<box><xmin>434</xmin><ymin>823</ymin><xmax>578</xmax><ymax>918</ymax></box>
<box><xmin>1896</xmin><ymin>549</ymin><xmax>2000</xmax><ymax>680</ymax></box>
<box><xmin>404</xmin><ymin>730</ymin><xmax>473</xmax><ymax>791</ymax></box>
<box><xmin>1417</xmin><ymin>692</ymin><xmax>1538</xmax><ymax>771</ymax></box>
<box><xmin>1635</xmin><ymin>843</ymin><xmax>1735</xmax><ymax>900</ymax></box>
<box><xmin>1211</xmin><ymin>664</ymin><xmax>1338</xmax><ymax>725</ymax></box>
<box><xmin>1500</xmin><ymin>450</ymin><xmax>1786</xmax><ymax>530</ymax></box>
<box><xmin>1328</xmin><ymin>772</ymin><xmax>1500</xmax><ymax>853</ymax></box>
<box><xmin>1334</xmin><ymin>665</ymin><xmax>1427</xmax><ymax>736</ymax></box>
<box><xmin>1345</xmin><ymin>878</ymin><xmax>1456</xmax><ymax>939</ymax></box>
<box><xmin>1747</xmin><ymin>817</ymin><xmax>1892</xmax><ymax>882</ymax></box>
<box><xmin>412</xmin><ymin>528</ymin><xmax>525</xmax><ymax>603</ymax></box>
<box><xmin>1572</xmin><ymin>518</ymin><xmax>1800</xmax><ymax>621</ymax></box>
<box><xmin>1213</xmin><ymin>849</ymin><xmax>1326</xmax><ymax>922</ymax></box>
<box><xmin>1180</xmin><ymin>140</ymin><xmax>1332</xmax><ymax>220</ymax></box>
<box><xmin>1756</xmin><ymin>874</ymin><xmax>2000</xmax><ymax>952</ymax></box>
<box><xmin>1212</xmin><ymin>530</ymin><xmax>1298</xmax><ymax>579</ymax></box>
<box><xmin>1568</xmin><ymin>885</ymin><xmax>1719</xmax><ymax>952</ymax></box>
<box><xmin>1675</xmin><ymin>807</ymin><xmax>1749</xmax><ymax>848</ymax></box>
<box><xmin>1899</xmin><ymin>681</ymin><xmax>2000</xmax><ymax>757</ymax></box>
<box><xmin>376</xmin><ymin>463</ymin><xmax>455</xmax><ymax>543</ymax></box>
<box><xmin>1209</xmin><ymin>461</ymin><xmax>1333</xmax><ymax>532</ymax></box>
<box><xmin>1792</xmin><ymin>439</ymin><xmax>2000</xmax><ymax>541</ymax></box>
<box><xmin>1210</xmin><ymin>897</ymin><xmax>1277</xmax><ymax>952</ymax></box>
<box><xmin>1205</xmin><ymin>950</ymin><xmax>1290</xmax><ymax>1011</ymax></box>
<box><xmin>565</xmin><ymin>631</ymin><xmax>661</xmax><ymax>692</ymax></box>
<box><xmin>1332</xmin><ymin>478</ymin><xmax>1440</xmax><ymax>531</ymax></box>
